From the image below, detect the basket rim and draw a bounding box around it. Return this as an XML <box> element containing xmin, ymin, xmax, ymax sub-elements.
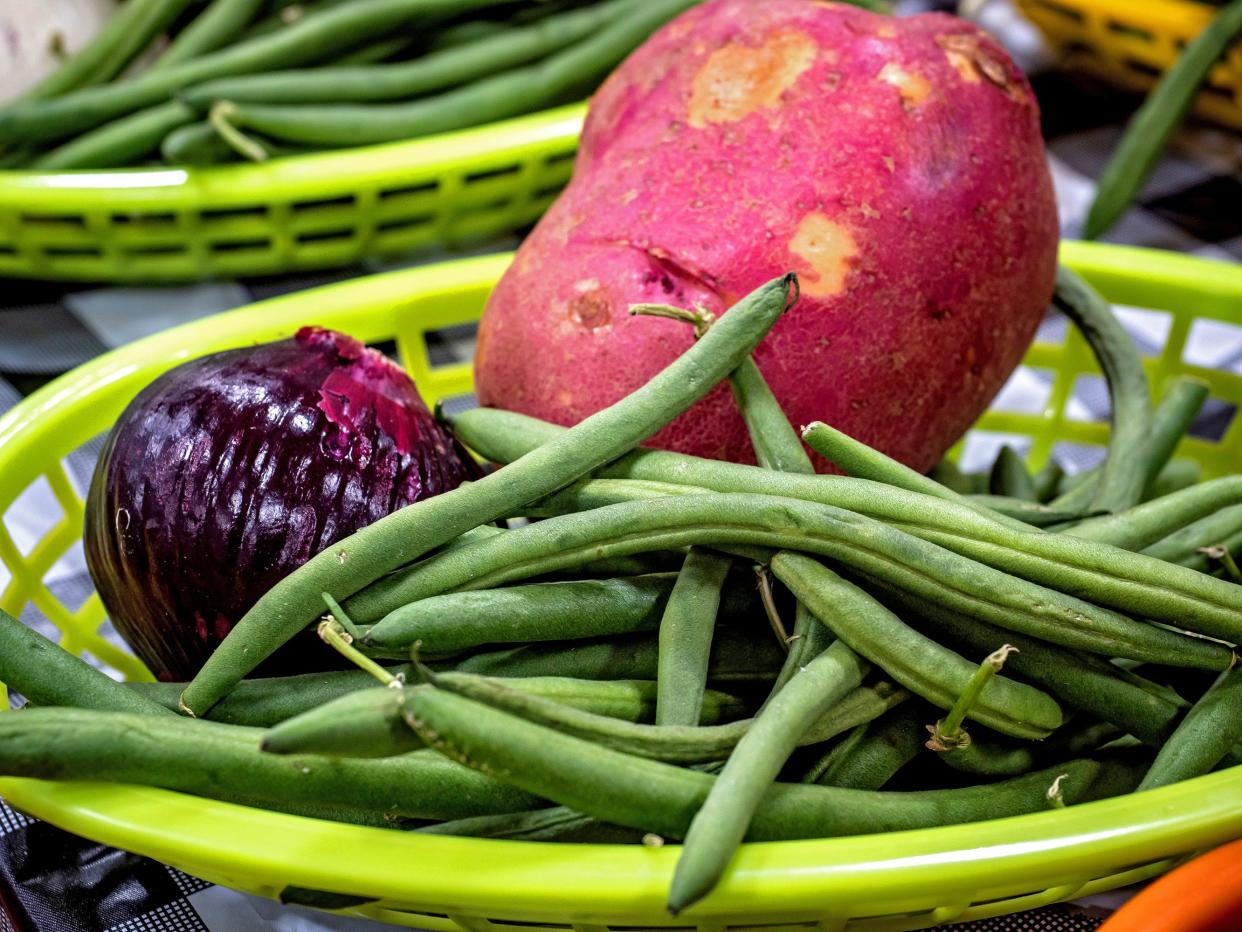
<box><xmin>1</xmin><ymin>241</ymin><xmax>1241</xmax><ymax>919</ymax></box>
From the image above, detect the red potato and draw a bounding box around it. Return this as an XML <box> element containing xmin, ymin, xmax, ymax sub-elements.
<box><xmin>475</xmin><ymin>0</ymin><xmax>1059</xmax><ymax>471</ymax></box>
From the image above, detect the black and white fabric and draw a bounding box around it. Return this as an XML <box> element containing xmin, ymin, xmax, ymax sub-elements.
<box><xmin>0</xmin><ymin>1</ymin><xmax>1239</xmax><ymax>928</ymax></box>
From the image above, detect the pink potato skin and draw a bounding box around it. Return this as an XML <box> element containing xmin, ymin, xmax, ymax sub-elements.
<box><xmin>474</xmin><ymin>0</ymin><xmax>1059</xmax><ymax>471</ymax></box>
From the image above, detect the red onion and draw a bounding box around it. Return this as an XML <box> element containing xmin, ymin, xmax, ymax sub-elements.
<box><xmin>84</xmin><ymin>326</ymin><xmax>479</xmax><ymax>681</ymax></box>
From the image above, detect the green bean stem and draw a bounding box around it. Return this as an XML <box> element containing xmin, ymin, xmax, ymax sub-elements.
<box><xmin>1139</xmin><ymin>665</ymin><xmax>1242</xmax><ymax>791</ymax></box>
<box><xmin>1049</xmin><ymin>266</ymin><xmax>1153</xmax><ymax>514</ymax></box>
<box><xmin>0</xmin><ymin>609</ymin><xmax>172</xmax><ymax>716</ymax></box>
<box><xmin>1085</xmin><ymin>0</ymin><xmax>1242</xmax><ymax>239</ymax></box>
<box><xmin>179</xmin><ymin>275</ymin><xmax>796</xmax><ymax>715</ymax></box>
<box><xmin>927</xmin><ymin>644</ymin><xmax>1016</xmax><ymax>751</ymax></box>
<box><xmin>771</xmin><ymin>553</ymin><xmax>1061</xmax><ymax>739</ymax></box>
<box><xmin>669</xmin><ymin>640</ymin><xmax>869</xmax><ymax>911</ymax></box>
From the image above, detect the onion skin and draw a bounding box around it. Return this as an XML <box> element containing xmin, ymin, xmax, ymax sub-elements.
<box><xmin>84</xmin><ymin>327</ymin><xmax>479</xmax><ymax>682</ymax></box>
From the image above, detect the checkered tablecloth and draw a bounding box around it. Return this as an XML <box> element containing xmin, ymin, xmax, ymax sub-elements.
<box><xmin>1</xmin><ymin>1</ymin><xmax>1239</xmax><ymax>929</ymax></box>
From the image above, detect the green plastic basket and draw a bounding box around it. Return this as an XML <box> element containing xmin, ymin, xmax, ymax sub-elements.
<box><xmin>0</xmin><ymin>104</ymin><xmax>585</xmax><ymax>283</ymax></box>
<box><xmin>1</xmin><ymin>242</ymin><xmax>1241</xmax><ymax>931</ymax></box>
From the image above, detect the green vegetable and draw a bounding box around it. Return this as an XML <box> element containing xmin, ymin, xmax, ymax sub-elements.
<box><xmin>1085</xmin><ymin>0</ymin><xmax>1242</xmax><ymax>239</ymax></box>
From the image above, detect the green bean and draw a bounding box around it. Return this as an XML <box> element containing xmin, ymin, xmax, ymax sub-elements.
<box><xmin>1145</xmin><ymin>458</ymin><xmax>1203</xmax><ymax>500</ymax></box>
<box><xmin>964</xmin><ymin>495</ymin><xmax>1088</xmax><ymax>528</ymax></box>
<box><xmin>362</xmin><ymin>573</ymin><xmax>681</xmax><ymax>658</ymax></box>
<box><xmin>888</xmin><ymin>592</ymin><xmax>1183</xmax><ymax>744</ymax></box>
<box><xmin>772</xmin><ymin>601</ymin><xmax>836</xmax><ymax>694</ymax></box>
<box><xmin>18</xmin><ymin>0</ymin><xmax>198</xmax><ymax>102</ymax></box>
<box><xmin>656</xmin><ymin>550</ymin><xmax>733</xmax><ymax>726</ymax></box>
<box><xmin>416</xmin><ymin>806</ymin><xmax>643</xmax><ymax>843</ymax></box>
<box><xmin>263</xmin><ymin>685</ymin><xmax>420</xmax><ymax>758</ymax></box>
<box><xmin>771</xmin><ymin>554</ymin><xmax>1062</xmax><ymax>739</ymax></box>
<box><xmin>333</xmin><ymin>35</ymin><xmax>417</xmax><ymax>66</ymax></box>
<box><xmin>423</xmin><ymin>669</ymin><xmax>894</xmax><ymax>763</ymax></box>
<box><xmin>1033</xmin><ymin>461</ymin><xmax>1065</xmax><ymax>503</ymax></box>
<box><xmin>448</xmin><ymin>409</ymin><xmax>1242</xmax><ymax>639</ymax></box>
<box><xmin>383</xmin><ymin>491</ymin><xmax>1231</xmax><ymax>669</ymax></box>
<box><xmin>0</xmin><ymin>609</ymin><xmax>173</xmax><ymax>716</ymax></box>
<box><xmin>670</xmin><ymin>640</ymin><xmax>869</xmax><ymax>910</ymax></box>
<box><xmin>0</xmin><ymin>707</ymin><xmax>542</xmax><ymax>820</ymax></box>
<box><xmin>1149</xmin><ymin>506</ymin><xmax>1242</xmax><ymax>571</ymax></box>
<box><xmin>1139</xmin><ymin>665</ymin><xmax>1242</xmax><ymax>791</ymax></box>
<box><xmin>183</xmin><ymin>0</ymin><xmax>628</xmax><ymax>108</ymax></box>
<box><xmin>929</xmin><ymin>459</ymin><xmax>985</xmax><ymax>495</ymax></box>
<box><xmin>154</xmin><ymin>0</ymin><xmax>268</xmax><ymax>71</ymax></box>
<box><xmin>1085</xmin><ymin>0</ymin><xmax>1242</xmax><ymax>239</ymax></box>
<box><xmin>33</xmin><ymin>101</ymin><xmax>196</xmax><ymax>170</ymax></box>
<box><xmin>0</xmin><ymin>0</ymin><xmax>513</xmax><ymax>144</ymax></box>
<box><xmin>1071</xmin><ymin>476</ymin><xmax>1242</xmax><ymax>553</ymax></box>
<box><xmin>401</xmin><ymin>686</ymin><xmax>1145</xmax><ymax>889</ymax></box>
<box><xmin>800</xmin><ymin>421</ymin><xmax>1033</xmax><ymax>532</ymax></box>
<box><xmin>1043</xmin><ymin>380</ymin><xmax>1206</xmax><ymax>510</ymax></box>
<box><xmin>160</xmin><ymin>120</ymin><xmax>238</xmax><ymax>164</ymax></box>
<box><xmin>1049</xmin><ymin>266</ymin><xmax>1152</xmax><ymax>514</ymax></box>
<box><xmin>989</xmin><ymin>446</ymin><xmax>1038</xmax><ymax>501</ymax></box>
<box><xmin>180</xmin><ymin>276</ymin><xmax>796</xmax><ymax>716</ymax></box>
<box><xmin>807</xmin><ymin>703</ymin><xmax>926</xmax><ymax>789</ymax></box>
<box><xmin>218</xmin><ymin>0</ymin><xmax>695</xmax><ymax>147</ymax></box>
<box><xmin>447</xmin><ymin>630</ymin><xmax>783</xmax><ymax>685</ymax></box>
<box><xmin>940</xmin><ymin>720</ymin><xmax>1123</xmax><ymax>778</ymax></box>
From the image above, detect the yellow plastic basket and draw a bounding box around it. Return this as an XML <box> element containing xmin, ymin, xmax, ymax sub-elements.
<box><xmin>1</xmin><ymin>242</ymin><xmax>1241</xmax><ymax>930</ymax></box>
<box><xmin>1016</xmin><ymin>0</ymin><xmax>1242</xmax><ymax>129</ymax></box>
<box><xmin>0</xmin><ymin>104</ymin><xmax>585</xmax><ymax>283</ymax></box>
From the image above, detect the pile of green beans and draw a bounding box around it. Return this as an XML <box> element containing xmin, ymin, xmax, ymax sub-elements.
<box><xmin>2</xmin><ymin>266</ymin><xmax>1240</xmax><ymax>916</ymax></box>
<box><xmin>0</xmin><ymin>0</ymin><xmax>698</xmax><ymax>170</ymax></box>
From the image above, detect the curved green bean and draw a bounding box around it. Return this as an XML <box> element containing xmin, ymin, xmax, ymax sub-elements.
<box><xmin>771</xmin><ymin>554</ymin><xmax>1062</xmax><ymax>739</ymax></box>
<box><xmin>671</xmin><ymin>640</ymin><xmax>869</xmax><ymax>910</ymax></box>
<box><xmin>180</xmin><ymin>276</ymin><xmax>797</xmax><ymax>715</ymax></box>
<box><xmin>448</xmin><ymin>408</ymin><xmax>1242</xmax><ymax>638</ymax></box>
<box><xmin>1069</xmin><ymin>475</ymin><xmax>1242</xmax><ymax>552</ymax></box>
<box><xmin>1085</xmin><ymin>0</ymin><xmax>1242</xmax><ymax>239</ymax></box>
<box><xmin>160</xmin><ymin>120</ymin><xmax>238</xmax><ymax>164</ymax></box>
<box><xmin>416</xmin><ymin>806</ymin><xmax>643</xmax><ymax>843</ymax></box>
<box><xmin>183</xmin><ymin>0</ymin><xmax>628</xmax><ymax>108</ymax></box>
<box><xmin>153</xmin><ymin>0</ymin><xmax>268</xmax><ymax>71</ymax></box>
<box><xmin>368</xmin><ymin>491</ymin><xmax>1232</xmax><ymax>669</ymax></box>
<box><xmin>0</xmin><ymin>608</ymin><xmax>172</xmax><ymax>716</ymax></box>
<box><xmin>1049</xmin><ymin>266</ymin><xmax>1152</xmax><ymax>514</ymax></box>
<box><xmin>940</xmin><ymin>720</ymin><xmax>1123</xmax><ymax>778</ymax></box>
